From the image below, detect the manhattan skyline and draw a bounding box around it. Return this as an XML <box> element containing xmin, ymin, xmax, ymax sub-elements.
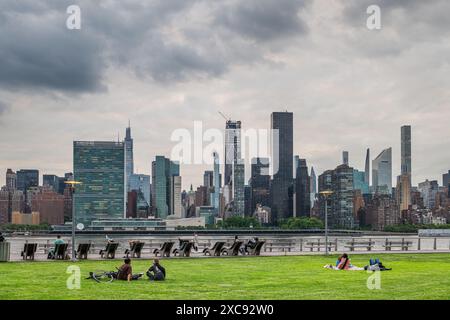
<box><xmin>0</xmin><ymin>0</ymin><xmax>449</xmax><ymax>189</ymax></box>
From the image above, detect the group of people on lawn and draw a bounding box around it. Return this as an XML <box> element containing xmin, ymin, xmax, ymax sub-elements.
<box><xmin>116</xmin><ymin>258</ymin><xmax>166</xmax><ymax>282</ymax></box>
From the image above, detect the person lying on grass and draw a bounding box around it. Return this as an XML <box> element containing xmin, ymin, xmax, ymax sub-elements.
<box><xmin>117</xmin><ymin>258</ymin><xmax>143</xmax><ymax>281</ymax></box>
<box><xmin>146</xmin><ymin>259</ymin><xmax>166</xmax><ymax>281</ymax></box>
<box><xmin>323</xmin><ymin>253</ymin><xmax>364</xmax><ymax>270</ymax></box>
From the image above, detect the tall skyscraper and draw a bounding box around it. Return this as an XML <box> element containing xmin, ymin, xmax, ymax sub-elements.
<box><xmin>129</xmin><ymin>174</ymin><xmax>151</xmax><ymax>206</ymax></box>
<box><xmin>342</xmin><ymin>151</ymin><xmax>349</xmax><ymax>166</ymax></box>
<box><xmin>310</xmin><ymin>167</ymin><xmax>317</xmax><ymax>206</ymax></box>
<box><xmin>43</xmin><ymin>174</ymin><xmax>59</xmax><ymax>192</ymax></box>
<box><xmin>443</xmin><ymin>170</ymin><xmax>450</xmax><ymax>189</ymax></box>
<box><xmin>270</xmin><ymin>111</ymin><xmax>293</xmax><ymax>221</ymax></box>
<box><xmin>250</xmin><ymin>157</ymin><xmax>270</xmax><ymax>214</ymax></box>
<box><xmin>224</xmin><ymin>120</ymin><xmax>242</xmax><ymax>189</ymax></box>
<box><xmin>73</xmin><ymin>141</ymin><xmax>125</xmax><ymax>224</ymax></box>
<box><xmin>211</xmin><ymin>152</ymin><xmax>220</xmax><ymax>214</ymax></box>
<box><xmin>170</xmin><ymin>175</ymin><xmax>182</xmax><ymax>218</ymax></box>
<box><xmin>353</xmin><ymin>169</ymin><xmax>369</xmax><ymax>194</ymax></box>
<box><xmin>295</xmin><ymin>158</ymin><xmax>310</xmax><ymax>217</ymax></box>
<box><xmin>401</xmin><ymin>125</ymin><xmax>412</xmax><ymax>181</ymax></box>
<box><xmin>372</xmin><ymin>147</ymin><xmax>392</xmax><ymax>195</ymax></box>
<box><xmin>16</xmin><ymin>169</ymin><xmax>39</xmax><ymax>192</ymax></box>
<box><xmin>319</xmin><ymin>165</ymin><xmax>355</xmax><ymax>229</ymax></box>
<box><xmin>232</xmin><ymin>160</ymin><xmax>245</xmax><ymax>216</ymax></box>
<box><xmin>396</xmin><ymin>174</ymin><xmax>411</xmax><ymax>212</ymax></box>
<box><xmin>151</xmin><ymin>156</ymin><xmax>180</xmax><ymax>219</ymax></box>
<box><xmin>6</xmin><ymin>169</ymin><xmax>17</xmax><ymax>191</ymax></box>
<box><xmin>124</xmin><ymin>122</ymin><xmax>134</xmax><ymax>191</ymax></box>
<box><xmin>418</xmin><ymin>179</ymin><xmax>439</xmax><ymax>209</ymax></box>
<box><xmin>364</xmin><ymin>148</ymin><xmax>370</xmax><ymax>186</ymax></box>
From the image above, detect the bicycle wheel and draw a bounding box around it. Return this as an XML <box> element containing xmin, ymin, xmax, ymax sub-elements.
<box><xmin>92</xmin><ymin>270</ymin><xmax>114</xmax><ymax>283</ymax></box>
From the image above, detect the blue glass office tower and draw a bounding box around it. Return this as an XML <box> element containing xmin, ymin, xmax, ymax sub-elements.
<box><xmin>73</xmin><ymin>141</ymin><xmax>125</xmax><ymax>224</ymax></box>
<box><xmin>151</xmin><ymin>156</ymin><xmax>180</xmax><ymax>219</ymax></box>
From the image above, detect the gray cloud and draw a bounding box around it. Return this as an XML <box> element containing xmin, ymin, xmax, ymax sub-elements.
<box><xmin>215</xmin><ymin>0</ymin><xmax>308</xmax><ymax>42</ymax></box>
<box><xmin>0</xmin><ymin>0</ymin><xmax>309</xmax><ymax>93</ymax></box>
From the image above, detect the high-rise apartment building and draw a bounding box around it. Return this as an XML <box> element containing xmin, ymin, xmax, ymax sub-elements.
<box><xmin>224</xmin><ymin>120</ymin><xmax>242</xmax><ymax>188</ymax></box>
<box><xmin>6</xmin><ymin>169</ymin><xmax>17</xmax><ymax>191</ymax></box>
<box><xmin>401</xmin><ymin>125</ymin><xmax>412</xmax><ymax>182</ymax></box>
<box><xmin>250</xmin><ymin>157</ymin><xmax>270</xmax><ymax>214</ymax></box>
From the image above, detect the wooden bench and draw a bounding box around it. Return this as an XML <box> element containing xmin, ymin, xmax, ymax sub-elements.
<box><xmin>304</xmin><ymin>240</ymin><xmax>336</xmax><ymax>252</ymax></box>
<box><xmin>247</xmin><ymin>241</ymin><xmax>265</xmax><ymax>256</ymax></box>
<box><xmin>264</xmin><ymin>240</ymin><xmax>295</xmax><ymax>253</ymax></box>
<box><xmin>344</xmin><ymin>239</ymin><xmax>374</xmax><ymax>251</ymax></box>
<box><xmin>383</xmin><ymin>239</ymin><xmax>412</xmax><ymax>251</ymax></box>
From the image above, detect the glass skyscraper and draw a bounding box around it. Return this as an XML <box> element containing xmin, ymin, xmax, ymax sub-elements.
<box><xmin>295</xmin><ymin>158</ymin><xmax>310</xmax><ymax>217</ymax></box>
<box><xmin>129</xmin><ymin>174</ymin><xmax>150</xmax><ymax>206</ymax></box>
<box><xmin>151</xmin><ymin>156</ymin><xmax>180</xmax><ymax>219</ymax></box>
<box><xmin>270</xmin><ymin>111</ymin><xmax>293</xmax><ymax>221</ymax></box>
<box><xmin>125</xmin><ymin>123</ymin><xmax>134</xmax><ymax>191</ymax></box>
<box><xmin>372</xmin><ymin>147</ymin><xmax>392</xmax><ymax>195</ymax></box>
<box><xmin>250</xmin><ymin>157</ymin><xmax>270</xmax><ymax>214</ymax></box>
<box><xmin>73</xmin><ymin>141</ymin><xmax>125</xmax><ymax>224</ymax></box>
<box><xmin>224</xmin><ymin>120</ymin><xmax>242</xmax><ymax>190</ymax></box>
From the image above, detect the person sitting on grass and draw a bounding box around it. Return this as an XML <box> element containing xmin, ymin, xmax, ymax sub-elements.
<box><xmin>324</xmin><ymin>253</ymin><xmax>364</xmax><ymax>270</ymax></box>
<box><xmin>146</xmin><ymin>259</ymin><xmax>166</xmax><ymax>281</ymax></box>
<box><xmin>116</xmin><ymin>258</ymin><xmax>142</xmax><ymax>281</ymax></box>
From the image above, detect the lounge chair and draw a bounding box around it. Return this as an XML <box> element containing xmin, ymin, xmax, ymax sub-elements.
<box><xmin>76</xmin><ymin>243</ymin><xmax>91</xmax><ymax>259</ymax></box>
<box><xmin>54</xmin><ymin>243</ymin><xmax>69</xmax><ymax>260</ymax></box>
<box><xmin>247</xmin><ymin>241</ymin><xmax>265</xmax><ymax>256</ymax></box>
<box><xmin>203</xmin><ymin>241</ymin><xmax>225</xmax><ymax>256</ymax></box>
<box><xmin>99</xmin><ymin>242</ymin><xmax>119</xmax><ymax>259</ymax></box>
<box><xmin>21</xmin><ymin>243</ymin><xmax>38</xmax><ymax>261</ymax></box>
<box><xmin>173</xmin><ymin>241</ymin><xmax>193</xmax><ymax>257</ymax></box>
<box><xmin>221</xmin><ymin>241</ymin><xmax>243</xmax><ymax>256</ymax></box>
<box><xmin>153</xmin><ymin>242</ymin><xmax>174</xmax><ymax>257</ymax></box>
<box><xmin>124</xmin><ymin>241</ymin><xmax>145</xmax><ymax>258</ymax></box>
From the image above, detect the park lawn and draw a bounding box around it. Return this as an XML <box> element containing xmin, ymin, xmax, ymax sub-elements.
<box><xmin>0</xmin><ymin>253</ymin><xmax>449</xmax><ymax>300</ymax></box>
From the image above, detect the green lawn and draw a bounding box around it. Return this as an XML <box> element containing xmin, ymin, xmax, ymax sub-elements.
<box><xmin>1</xmin><ymin>253</ymin><xmax>450</xmax><ymax>300</ymax></box>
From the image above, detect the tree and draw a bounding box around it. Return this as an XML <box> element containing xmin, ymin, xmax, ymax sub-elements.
<box><xmin>279</xmin><ymin>217</ymin><xmax>324</xmax><ymax>229</ymax></box>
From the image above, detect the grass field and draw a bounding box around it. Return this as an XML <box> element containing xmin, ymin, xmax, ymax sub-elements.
<box><xmin>1</xmin><ymin>253</ymin><xmax>450</xmax><ymax>300</ymax></box>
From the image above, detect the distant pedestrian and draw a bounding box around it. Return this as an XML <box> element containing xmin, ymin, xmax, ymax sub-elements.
<box><xmin>193</xmin><ymin>233</ymin><xmax>199</xmax><ymax>251</ymax></box>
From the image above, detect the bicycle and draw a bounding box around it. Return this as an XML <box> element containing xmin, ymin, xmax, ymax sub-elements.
<box><xmin>86</xmin><ymin>270</ymin><xmax>117</xmax><ymax>283</ymax></box>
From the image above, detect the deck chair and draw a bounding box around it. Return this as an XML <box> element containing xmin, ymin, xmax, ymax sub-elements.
<box><xmin>174</xmin><ymin>242</ymin><xmax>193</xmax><ymax>257</ymax></box>
<box><xmin>76</xmin><ymin>243</ymin><xmax>91</xmax><ymax>259</ymax></box>
<box><xmin>153</xmin><ymin>242</ymin><xmax>174</xmax><ymax>257</ymax></box>
<box><xmin>203</xmin><ymin>241</ymin><xmax>225</xmax><ymax>256</ymax></box>
<box><xmin>125</xmin><ymin>241</ymin><xmax>145</xmax><ymax>258</ymax></box>
<box><xmin>99</xmin><ymin>242</ymin><xmax>119</xmax><ymax>259</ymax></box>
<box><xmin>21</xmin><ymin>243</ymin><xmax>38</xmax><ymax>260</ymax></box>
<box><xmin>54</xmin><ymin>243</ymin><xmax>69</xmax><ymax>260</ymax></box>
<box><xmin>247</xmin><ymin>241</ymin><xmax>265</xmax><ymax>256</ymax></box>
<box><xmin>221</xmin><ymin>241</ymin><xmax>243</xmax><ymax>256</ymax></box>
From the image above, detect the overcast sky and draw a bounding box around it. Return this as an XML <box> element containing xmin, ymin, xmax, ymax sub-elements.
<box><xmin>0</xmin><ymin>0</ymin><xmax>449</xmax><ymax>190</ymax></box>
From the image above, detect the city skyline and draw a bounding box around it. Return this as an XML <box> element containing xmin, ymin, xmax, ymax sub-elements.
<box><xmin>1</xmin><ymin>1</ymin><xmax>450</xmax><ymax>190</ymax></box>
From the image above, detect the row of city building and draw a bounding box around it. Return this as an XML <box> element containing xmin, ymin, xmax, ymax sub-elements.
<box><xmin>0</xmin><ymin>114</ymin><xmax>449</xmax><ymax>231</ymax></box>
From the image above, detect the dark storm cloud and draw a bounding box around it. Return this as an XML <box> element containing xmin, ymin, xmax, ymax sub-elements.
<box><xmin>0</xmin><ymin>0</ymin><xmax>309</xmax><ymax>93</ymax></box>
<box><xmin>215</xmin><ymin>0</ymin><xmax>308</xmax><ymax>42</ymax></box>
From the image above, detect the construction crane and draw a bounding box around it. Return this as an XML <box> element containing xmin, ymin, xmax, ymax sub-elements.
<box><xmin>218</xmin><ymin>111</ymin><xmax>231</xmax><ymax>122</ymax></box>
